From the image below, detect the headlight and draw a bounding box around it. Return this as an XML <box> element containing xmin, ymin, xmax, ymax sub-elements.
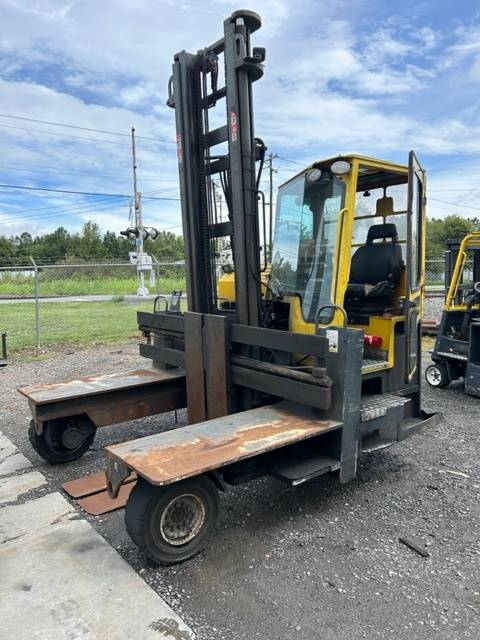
<box><xmin>330</xmin><ymin>160</ymin><xmax>351</xmax><ymax>176</ymax></box>
<box><xmin>306</xmin><ymin>168</ymin><xmax>322</xmax><ymax>182</ymax></box>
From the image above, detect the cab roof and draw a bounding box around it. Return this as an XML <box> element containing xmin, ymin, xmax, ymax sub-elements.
<box><xmin>280</xmin><ymin>154</ymin><xmax>409</xmax><ymax>190</ymax></box>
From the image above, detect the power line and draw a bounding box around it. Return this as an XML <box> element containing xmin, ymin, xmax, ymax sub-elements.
<box><xmin>0</xmin><ymin>186</ymin><xmax>179</xmax><ymax>218</ymax></box>
<box><xmin>0</xmin><ymin>160</ymin><xmax>180</xmax><ymax>181</ymax></box>
<box><xmin>0</xmin><ymin>113</ymin><xmax>174</xmax><ymax>144</ymax></box>
<box><xmin>0</xmin><ymin>196</ymin><xmax>128</xmax><ymax>221</ymax></box>
<box><xmin>429</xmin><ymin>167</ymin><xmax>480</xmax><ymax>173</ymax></box>
<box><xmin>1</xmin><ymin>189</ymin><xmax>174</xmax><ymax>220</ymax></box>
<box><xmin>1</xmin><ymin>196</ymin><xmax>182</xmax><ymax>225</ymax></box>
<box><xmin>0</xmin><ymin>123</ymin><xmax>136</xmax><ymax>147</ymax></box>
<box><xmin>0</xmin><ymin>183</ymin><xmax>180</xmax><ymax>200</ymax></box>
<box><xmin>274</xmin><ymin>154</ymin><xmax>305</xmax><ymax>167</ymax></box>
<box><xmin>429</xmin><ymin>197</ymin><xmax>480</xmax><ymax>212</ymax></box>
<box><xmin>0</xmin><ymin>198</ymin><xmax>129</xmax><ymax>224</ymax></box>
<box><xmin>0</xmin><ymin>162</ymin><xmax>177</xmax><ymax>183</ymax></box>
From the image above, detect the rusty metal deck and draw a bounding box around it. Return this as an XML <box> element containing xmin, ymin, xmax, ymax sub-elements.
<box><xmin>63</xmin><ymin>470</ymin><xmax>137</xmax><ymax>515</ymax></box>
<box><xmin>19</xmin><ymin>368</ymin><xmax>184</xmax><ymax>405</ymax></box>
<box><xmin>63</xmin><ymin>470</ymin><xmax>137</xmax><ymax>499</ymax></box>
<box><xmin>77</xmin><ymin>483</ymin><xmax>136</xmax><ymax>516</ymax></box>
<box><xmin>18</xmin><ymin>368</ymin><xmax>186</xmax><ymax>428</ymax></box>
<box><xmin>106</xmin><ymin>401</ymin><xmax>342</xmax><ymax>487</ymax></box>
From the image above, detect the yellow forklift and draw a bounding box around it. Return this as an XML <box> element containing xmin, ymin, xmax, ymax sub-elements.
<box><xmin>101</xmin><ymin>10</ymin><xmax>436</xmax><ymax>565</ymax></box>
<box><xmin>426</xmin><ymin>233</ymin><xmax>480</xmax><ymax>395</ymax></box>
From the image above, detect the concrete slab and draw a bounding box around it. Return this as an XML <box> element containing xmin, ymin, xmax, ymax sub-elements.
<box><xmin>0</xmin><ymin>433</ymin><xmax>32</xmax><ymax>477</ymax></box>
<box><xmin>0</xmin><ymin>492</ymin><xmax>75</xmax><ymax>543</ymax></box>
<box><xmin>0</xmin><ymin>471</ymin><xmax>46</xmax><ymax>505</ymax></box>
<box><xmin>0</xmin><ymin>493</ymin><xmax>194</xmax><ymax>640</ymax></box>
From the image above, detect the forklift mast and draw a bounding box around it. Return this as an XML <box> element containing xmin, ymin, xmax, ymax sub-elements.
<box><xmin>444</xmin><ymin>239</ymin><xmax>462</xmax><ymax>303</ymax></box>
<box><xmin>445</xmin><ymin>237</ymin><xmax>480</xmax><ymax>306</ymax></box>
<box><xmin>167</xmin><ymin>9</ymin><xmax>266</xmax><ymax>326</ymax></box>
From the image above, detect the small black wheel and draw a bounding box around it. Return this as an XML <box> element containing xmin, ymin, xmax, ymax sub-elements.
<box><xmin>28</xmin><ymin>416</ymin><xmax>95</xmax><ymax>464</ymax></box>
<box><xmin>425</xmin><ymin>363</ymin><xmax>449</xmax><ymax>388</ymax></box>
<box><xmin>125</xmin><ymin>475</ymin><xmax>220</xmax><ymax>565</ymax></box>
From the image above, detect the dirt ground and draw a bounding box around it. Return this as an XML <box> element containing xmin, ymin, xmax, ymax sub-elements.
<box><xmin>1</xmin><ymin>341</ymin><xmax>479</xmax><ymax>640</ymax></box>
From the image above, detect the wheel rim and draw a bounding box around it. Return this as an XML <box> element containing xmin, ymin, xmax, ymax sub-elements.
<box><xmin>159</xmin><ymin>493</ymin><xmax>206</xmax><ymax>546</ymax></box>
<box><xmin>426</xmin><ymin>366</ymin><xmax>442</xmax><ymax>386</ymax></box>
<box><xmin>61</xmin><ymin>424</ymin><xmax>85</xmax><ymax>449</ymax></box>
<box><xmin>45</xmin><ymin>420</ymin><xmax>90</xmax><ymax>454</ymax></box>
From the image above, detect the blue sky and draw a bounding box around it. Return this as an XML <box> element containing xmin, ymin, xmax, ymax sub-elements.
<box><xmin>0</xmin><ymin>0</ymin><xmax>480</xmax><ymax>237</ymax></box>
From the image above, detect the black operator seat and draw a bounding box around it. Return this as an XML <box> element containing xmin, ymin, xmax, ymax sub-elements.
<box><xmin>344</xmin><ymin>213</ymin><xmax>403</xmax><ymax>320</ymax></box>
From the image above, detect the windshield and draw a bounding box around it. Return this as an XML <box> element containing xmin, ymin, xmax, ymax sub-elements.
<box><xmin>271</xmin><ymin>171</ymin><xmax>345</xmax><ymax>322</ymax></box>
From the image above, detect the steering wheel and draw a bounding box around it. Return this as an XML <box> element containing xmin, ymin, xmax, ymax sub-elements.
<box><xmin>464</xmin><ymin>281</ymin><xmax>480</xmax><ymax>307</ymax></box>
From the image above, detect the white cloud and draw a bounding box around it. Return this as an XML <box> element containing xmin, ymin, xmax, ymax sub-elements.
<box><xmin>427</xmin><ymin>167</ymin><xmax>480</xmax><ymax>220</ymax></box>
<box><xmin>0</xmin><ymin>0</ymin><xmax>480</xmax><ymax>236</ymax></box>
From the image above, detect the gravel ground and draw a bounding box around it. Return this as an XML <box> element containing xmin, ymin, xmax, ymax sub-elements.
<box><xmin>425</xmin><ymin>294</ymin><xmax>444</xmax><ymax>321</ymax></box>
<box><xmin>1</xmin><ymin>341</ymin><xmax>479</xmax><ymax>640</ymax></box>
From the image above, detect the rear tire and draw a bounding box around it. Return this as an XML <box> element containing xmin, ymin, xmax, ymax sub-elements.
<box><xmin>125</xmin><ymin>475</ymin><xmax>220</xmax><ymax>565</ymax></box>
<box><xmin>28</xmin><ymin>416</ymin><xmax>95</xmax><ymax>464</ymax></box>
<box><xmin>425</xmin><ymin>363</ymin><xmax>449</xmax><ymax>388</ymax></box>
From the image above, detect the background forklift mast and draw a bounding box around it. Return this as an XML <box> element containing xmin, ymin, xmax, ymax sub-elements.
<box><xmin>426</xmin><ymin>233</ymin><xmax>480</xmax><ymax>395</ymax></box>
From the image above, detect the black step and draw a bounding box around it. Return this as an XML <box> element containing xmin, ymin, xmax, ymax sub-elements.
<box><xmin>269</xmin><ymin>455</ymin><xmax>340</xmax><ymax>486</ymax></box>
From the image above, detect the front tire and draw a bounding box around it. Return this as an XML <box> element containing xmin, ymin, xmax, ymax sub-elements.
<box><xmin>28</xmin><ymin>416</ymin><xmax>95</xmax><ymax>463</ymax></box>
<box><xmin>425</xmin><ymin>362</ymin><xmax>449</xmax><ymax>388</ymax></box>
<box><xmin>125</xmin><ymin>475</ymin><xmax>220</xmax><ymax>565</ymax></box>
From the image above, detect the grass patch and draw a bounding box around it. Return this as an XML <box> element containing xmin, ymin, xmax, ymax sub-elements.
<box><xmin>1</xmin><ymin>300</ymin><xmax>156</xmax><ymax>352</ymax></box>
<box><xmin>2</xmin><ymin>298</ymin><xmax>437</xmax><ymax>358</ymax></box>
<box><xmin>0</xmin><ymin>275</ymin><xmax>186</xmax><ymax>297</ymax></box>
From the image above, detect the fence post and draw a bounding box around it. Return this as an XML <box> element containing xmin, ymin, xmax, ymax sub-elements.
<box><xmin>152</xmin><ymin>255</ymin><xmax>160</xmax><ymax>297</ymax></box>
<box><xmin>30</xmin><ymin>257</ymin><xmax>41</xmax><ymax>348</ymax></box>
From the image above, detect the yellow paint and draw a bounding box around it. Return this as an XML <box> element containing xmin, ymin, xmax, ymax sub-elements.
<box><xmin>217</xmin><ymin>268</ymin><xmax>271</xmax><ymax>303</ymax></box>
<box><xmin>445</xmin><ymin>232</ymin><xmax>480</xmax><ymax>310</ymax></box>
<box><xmin>217</xmin><ymin>153</ymin><xmax>425</xmax><ymax>376</ymax></box>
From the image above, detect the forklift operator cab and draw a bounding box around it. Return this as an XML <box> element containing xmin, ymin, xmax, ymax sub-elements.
<box><xmin>426</xmin><ymin>232</ymin><xmax>480</xmax><ymax>395</ymax></box>
<box><xmin>270</xmin><ymin>152</ymin><xmax>426</xmax><ymax>390</ymax></box>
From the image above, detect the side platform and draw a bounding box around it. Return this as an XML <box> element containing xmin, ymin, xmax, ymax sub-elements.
<box><xmin>19</xmin><ymin>368</ymin><xmax>186</xmax><ymax>431</ymax></box>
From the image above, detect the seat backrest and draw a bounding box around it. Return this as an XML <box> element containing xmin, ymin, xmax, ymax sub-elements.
<box><xmin>350</xmin><ymin>223</ymin><xmax>402</xmax><ymax>285</ymax></box>
<box><xmin>376</xmin><ymin>196</ymin><xmax>394</xmax><ymax>217</ymax></box>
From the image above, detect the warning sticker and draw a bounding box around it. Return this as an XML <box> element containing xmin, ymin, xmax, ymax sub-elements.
<box><xmin>326</xmin><ymin>329</ymin><xmax>338</xmax><ymax>353</ymax></box>
<box><xmin>230</xmin><ymin>109</ymin><xmax>238</xmax><ymax>142</ymax></box>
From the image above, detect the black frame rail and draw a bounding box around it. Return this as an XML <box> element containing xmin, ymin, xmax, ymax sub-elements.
<box><xmin>167</xmin><ymin>10</ymin><xmax>266</xmax><ymax>325</ymax></box>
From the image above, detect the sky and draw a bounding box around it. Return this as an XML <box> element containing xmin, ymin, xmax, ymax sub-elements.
<box><xmin>0</xmin><ymin>0</ymin><xmax>480</xmax><ymax>238</ymax></box>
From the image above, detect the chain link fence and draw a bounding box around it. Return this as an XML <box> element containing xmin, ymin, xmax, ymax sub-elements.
<box><xmin>0</xmin><ymin>259</ymin><xmax>186</xmax><ymax>351</ymax></box>
<box><xmin>425</xmin><ymin>259</ymin><xmax>445</xmax><ymax>290</ymax></box>
<box><xmin>0</xmin><ymin>257</ymin><xmax>446</xmax><ymax>352</ymax></box>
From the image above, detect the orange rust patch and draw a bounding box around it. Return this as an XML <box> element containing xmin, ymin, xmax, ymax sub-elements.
<box><xmin>107</xmin><ymin>402</ymin><xmax>341</xmax><ymax>486</ymax></box>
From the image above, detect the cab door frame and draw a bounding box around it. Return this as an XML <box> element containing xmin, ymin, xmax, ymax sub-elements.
<box><xmin>405</xmin><ymin>150</ymin><xmax>426</xmax><ymax>383</ymax></box>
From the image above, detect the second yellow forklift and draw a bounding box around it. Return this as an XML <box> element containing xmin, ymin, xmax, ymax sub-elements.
<box><xmin>426</xmin><ymin>233</ymin><xmax>480</xmax><ymax>395</ymax></box>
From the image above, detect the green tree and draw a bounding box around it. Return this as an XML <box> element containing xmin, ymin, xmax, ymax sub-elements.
<box><xmin>0</xmin><ymin>220</ymin><xmax>184</xmax><ymax>264</ymax></box>
<box><xmin>0</xmin><ymin>236</ymin><xmax>14</xmax><ymax>262</ymax></box>
<box><xmin>103</xmin><ymin>231</ymin><xmax>130</xmax><ymax>259</ymax></box>
<box><xmin>426</xmin><ymin>215</ymin><xmax>479</xmax><ymax>259</ymax></box>
<box><xmin>76</xmin><ymin>222</ymin><xmax>106</xmax><ymax>260</ymax></box>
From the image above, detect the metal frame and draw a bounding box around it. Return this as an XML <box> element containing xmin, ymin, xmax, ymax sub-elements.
<box><xmin>105</xmin><ymin>11</ymin><xmax>434</xmax><ymax>502</ymax></box>
<box><xmin>168</xmin><ymin>10</ymin><xmax>264</xmax><ymax>322</ymax></box>
<box><xmin>19</xmin><ymin>369</ymin><xmax>186</xmax><ymax>434</ymax></box>
<box><xmin>429</xmin><ymin>234</ymin><xmax>480</xmax><ymax>395</ymax></box>
<box><xmin>16</xmin><ymin>12</ymin><xmax>436</xmax><ymax>562</ymax></box>
<box><xmin>0</xmin><ymin>333</ymin><xmax>6</xmax><ymax>366</ymax></box>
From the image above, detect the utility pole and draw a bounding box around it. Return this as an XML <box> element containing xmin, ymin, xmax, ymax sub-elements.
<box><xmin>217</xmin><ymin>189</ymin><xmax>223</xmax><ymax>222</ymax></box>
<box><xmin>131</xmin><ymin>126</ymin><xmax>148</xmax><ymax>296</ymax></box>
<box><xmin>267</xmin><ymin>152</ymin><xmax>278</xmax><ymax>261</ymax></box>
